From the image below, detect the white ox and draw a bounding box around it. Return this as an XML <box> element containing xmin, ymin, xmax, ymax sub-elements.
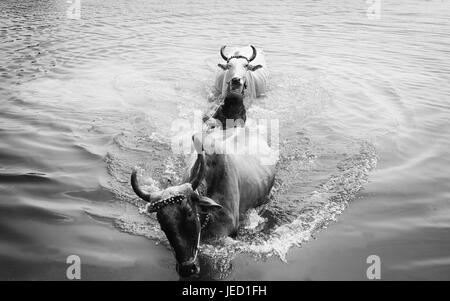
<box><xmin>214</xmin><ymin>45</ymin><xmax>268</xmax><ymax>99</ymax></box>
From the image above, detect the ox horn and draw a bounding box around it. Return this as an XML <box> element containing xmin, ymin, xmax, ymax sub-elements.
<box><xmin>248</xmin><ymin>45</ymin><xmax>257</xmax><ymax>62</ymax></box>
<box><xmin>189</xmin><ymin>154</ymin><xmax>205</xmax><ymax>191</ymax></box>
<box><xmin>220</xmin><ymin>45</ymin><xmax>229</xmax><ymax>61</ymax></box>
<box><xmin>131</xmin><ymin>168</ymin><xmax>161</xmax><ymax>203</ymax></box>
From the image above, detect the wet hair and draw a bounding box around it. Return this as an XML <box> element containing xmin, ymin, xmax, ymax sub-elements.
<box><xmin>213</xmin><ymin>92</ymin><xmax>246</xmax><ymax>128</ymax></box>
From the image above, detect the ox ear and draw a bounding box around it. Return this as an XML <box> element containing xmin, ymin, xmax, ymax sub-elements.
<box><xmin>217</xmin><ymin>63</ymin><xmax>229</xmax><ymax>70</ymax></box>
<box><xmin>247</xmin><ymin>64</ymin><xmax>263</xmax><ymax>71</ymax></box>
<box><xmin>197</xmin><ymin>196</ymin><xmax>222</xmax><ymax>212</ymax></box>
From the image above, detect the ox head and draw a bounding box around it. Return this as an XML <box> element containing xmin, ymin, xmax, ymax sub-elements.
<box><xmin>130</xmin><ymin>139</ymin><xmax>222</xmax><ymax>278</ymax></box>
<box><xmin>218</xmin><ymin>45</ymin><xmax>263</xmax><ymax>95</ymax></box>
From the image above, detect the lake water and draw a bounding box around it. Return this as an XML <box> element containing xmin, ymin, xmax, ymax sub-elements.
<box><xmin>0</xmin><ymin>0</ymin><xmax>449</xmax><ymax>280</ymax></box>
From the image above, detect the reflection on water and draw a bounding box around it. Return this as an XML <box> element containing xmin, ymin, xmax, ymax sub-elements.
<box><xmin>0</xmin><ymin>0</ymin><xmax>449</xmax><ymax>280</ymax></box>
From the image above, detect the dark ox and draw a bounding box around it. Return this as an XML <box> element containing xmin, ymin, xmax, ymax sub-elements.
<box><xmin>215</xmin><ymin>45</ymin><xmax>269</xmax><ymax>98</ymax></box>
<box><xmin>131</xmin><ymin>128</ymin><xmax>277</xmax><ymax>278</ymax></box>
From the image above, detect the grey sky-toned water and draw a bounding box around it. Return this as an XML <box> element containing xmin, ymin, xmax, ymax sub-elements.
<box><xmin>0</xmin><ymin>0</ymin><xmax>449</xmax><ymax>280</ymax></box>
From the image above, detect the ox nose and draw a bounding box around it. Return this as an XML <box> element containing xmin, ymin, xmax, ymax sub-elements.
<box><xmin>231</xmin><ymin>77</ymin><xmax>241</xmax><ymax>85</ymax></box>
<box><xmin>176</xmin><ymin>261</ymin><xmax>200</xmax><ymax>278</ymax></box>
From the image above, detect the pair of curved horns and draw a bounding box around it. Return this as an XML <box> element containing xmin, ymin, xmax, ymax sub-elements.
<box><xmin>131</xmin><ymin>154</ymin><xmax>205</xmax><ymax>203</ymax></box>
<box><xmin>220</xmin><ymin>45</ymin><xmax>257</xmax><ymax>62</ymax></box>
